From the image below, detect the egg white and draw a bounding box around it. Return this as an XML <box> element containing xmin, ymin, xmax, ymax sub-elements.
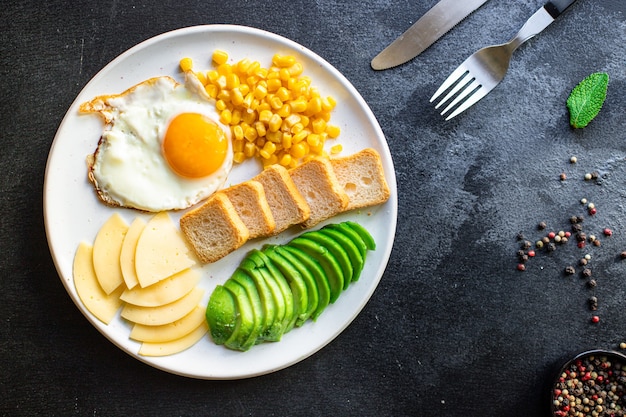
<box><xmin>83</xmin><ymin>73</ymin><xmax>233</xmax><ymax>212</ymax></box>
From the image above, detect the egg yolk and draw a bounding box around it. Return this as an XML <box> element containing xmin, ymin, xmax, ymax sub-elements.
<box><xmin>162</xmin><ymin>113</ymin><xmax>228</xmax><ymax>178</ymax></box>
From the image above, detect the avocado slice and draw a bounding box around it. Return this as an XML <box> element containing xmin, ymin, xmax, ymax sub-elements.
<box><xmin>230</xmin><ymin>269</ymin><xmax>264</xmax><ymax>348</ymax></box>
<box><xmin>254</xmin><ymin>249</ymin><xmax>297</xmax><ymax>333</ymax></box>
<box><xmin>205</xmin><ymin>284</ymin><xmax>237</xmax><ymax>345</ymax></box>
<box><xmin>281</xmin><ymin>245</ymin><xmax>329</xmax><ymax>321</ymax></box>
<box><xmin>288</xmin><ymin>237</ymin><xmax>344</xmax><ymax>303</ymax></box>
<box><xmin>222</xmin><ymin>280</ymin><xmax>256</xmax><ymax>351</ymax></box>
<box><xmin>319</xmin><ymin>227</ymin><xmax>364</xmax><ymax>283</ymax></box>
<box><xmin>302</xmin><ymin>230</ymin><xmax>353</xmax><ymax>289</ymax></box>
<box><xmin>327</xmin><ymin>222</ymin><xmax>367</xmax><ymax>259</ymax></box>
<box><xmin>345</xmin><ymin>221</ymin><xmax>376</xmax><ymax>251</ymax></box>
<box><xmin>236</xmin><ymin>265</ymin><xmax>277</xmax><ymax>343</ymax></box>
<box><xmin>264</xmin><ymin>245</ymin><xmax>311</xmax><ymax>326</ymax></box>
<box><xmin>240</xmin><ymin>255</ymin><xmax>285</xmax><ymax>342</ymax></box>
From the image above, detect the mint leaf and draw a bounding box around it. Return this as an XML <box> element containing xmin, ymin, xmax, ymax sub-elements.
<box><xmin>566</xmin><ymin>72</ymin><xmax>609</xmax><ymax>128</ymax></box>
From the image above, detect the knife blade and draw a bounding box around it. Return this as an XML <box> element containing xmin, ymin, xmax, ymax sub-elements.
<box><xmin>371</xmin><ymin>0</ymin><xmax>490</xmax><ymax>70</ymax></box>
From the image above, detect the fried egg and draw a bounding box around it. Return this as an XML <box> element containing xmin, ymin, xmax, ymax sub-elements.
<box><xmin>80</xmin><ymin>73</ymin><xmax>232</xmax><ymax>212</ymax></box>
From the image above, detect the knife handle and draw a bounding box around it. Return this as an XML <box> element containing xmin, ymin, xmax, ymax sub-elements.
<box><xmin>544</xmin><ymin>0</ymin><xmax>578</xmax><ymax>18</ymax></box>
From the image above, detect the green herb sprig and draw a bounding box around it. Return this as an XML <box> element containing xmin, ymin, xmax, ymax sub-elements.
<box><xmin>566</xmin><ymin>72</ymin><xmax>609</xmax><ymax>128</ymax></box>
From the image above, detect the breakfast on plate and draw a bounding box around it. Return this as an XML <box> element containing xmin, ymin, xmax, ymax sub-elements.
<box><xmin>72</xmin><ymin>48</ymin><xmax>391</xmax><ymax>356</ymax></box>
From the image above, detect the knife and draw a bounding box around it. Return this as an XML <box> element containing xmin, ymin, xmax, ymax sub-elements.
<box><xmin>371</xmin><ymin>0</ymin><xmax>490</xmax><ymax>70</ymax></box>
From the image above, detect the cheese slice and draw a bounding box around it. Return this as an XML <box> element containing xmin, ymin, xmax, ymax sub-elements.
<box><xmin>121</xmin><ymin>286</ymin><xmax>204</xmax><ymax>326</ymax></box>
<box><xmin>92</xmin><ymin>212</ymin><xmax>129</xmax><ymax>294</ymax></box>
<box><xmin>119</xmin><ymin>217</ymin><xmax>146</xmax><ymax>290</ymax></box>
<box><xmin>120</xmin><ymin>268</ymin><xmax>200</xmax><ymax>307</ymax></box>
<box><xmin>73</xmin><ymin>242</ymin><xmax>124</xmax><ymax>324</ymax></box>
<box><xmin>135</xmin><ymin>212</ymin><xmax>197</xmax><ymax>288</ymax></box>
<box><xmin>138</xmin><ymin>320</ymin><xmax>209</xmax><ymax>357</ymax></box>
<box><xmin>129</xmin><ymin>305</ymin><xmax>205</xmax><ymax>343</ymax></box>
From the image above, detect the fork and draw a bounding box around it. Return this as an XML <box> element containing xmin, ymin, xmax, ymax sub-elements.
<box><xmin>430</xmin><ymin>0</ymin><xmax>578</xmax><ymax>120</ymax></box>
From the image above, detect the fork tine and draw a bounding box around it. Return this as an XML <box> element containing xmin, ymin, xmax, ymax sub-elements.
<box><xmin>443</xmin><ymin>84</ymin><xmax>490</xmax><ymax>120</ymax></box>
<box><xmin>440</xmin><ymin>79</ymin><xmax>481</xmax><ymax>116</ymax></box>
<box><xmin>434</xmin><ymin>75</ymin><xmax>474</xmax><ymax>110</ymax></box>
<box><xmin>429</xmin><ymin>65</ymin><xmax>471</xmax><ymax>103</ymax></box>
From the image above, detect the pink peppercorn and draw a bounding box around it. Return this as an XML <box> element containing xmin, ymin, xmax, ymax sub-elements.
<box><xmin>589</xmin><ymin>208</ymin><xmax>597</xmax><ymax>215</ymax></box>
<box><xmin>578</xmin><ymin>241</ymin><xmax>586</xmax><ymax>249</ymax></box>
<box><xmin>517</xmin><ymin>264</ymin><xmax>526</xmax><ymax>271</ymax></box>
<box><xmin>604</xmin><ymin>228</ymin><xmax>613</xmax><ymax>236</ymax></box>
<box><xmin>528</xmin><ymin>250</ymin><xmax>535</xmax><ymax>257</ymax></box>
<box><xmin>591</xmin><ymin>315</ymin><xmax>600</xmax><ymax>323</ymax></box>
<box><xmin>548</xmin><ymin>232</ymin><xmax>556</xmax><ymax>239</ymax></box>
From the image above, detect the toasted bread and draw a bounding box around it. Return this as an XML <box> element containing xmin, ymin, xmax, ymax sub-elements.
<box><xmin>179</xmin><ymin>193</ymin><xmax>250</xmax><ymax>264</ymax></box>
<box><xmin>289</xmin><ymin>157</ymin><xmax>349</xmax><ymax>228</ymax></box>
<box><xmin>330</xmin><ymin>148</ymin><xmax>390</xmax><ymax>210</ymax></box>
<box><xmin>253</xmin><ymin>165</ymin><xmax>310</xmax><ymax>235</ymax></box>
<box><xmin>220</xmin><ymin>180</ymin><xmax>275</xmax><ymax>239</ymax></box>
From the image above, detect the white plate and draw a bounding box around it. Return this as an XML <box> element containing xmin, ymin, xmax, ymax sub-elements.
<box><xmin>44</xmin><ymin>25</ymin><xmax>397</xmax><ymax>379</ymax></box>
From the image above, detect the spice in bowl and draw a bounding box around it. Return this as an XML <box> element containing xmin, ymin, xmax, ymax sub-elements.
<box><xmin>551</xmin><ymin>349</ymin><xmax>626</xmax><ymax>416</ymax></box>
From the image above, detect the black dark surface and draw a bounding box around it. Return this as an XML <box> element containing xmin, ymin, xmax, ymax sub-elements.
<box><xmin>2</xmin><ymin>0</ymin><xmax>626</xmax><ymax>416</ymax></box>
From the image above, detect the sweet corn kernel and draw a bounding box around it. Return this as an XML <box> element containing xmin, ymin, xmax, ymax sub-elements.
<box><xmin>292</xmin><ymin>130</ymin><xmax>308</xmax><ymax>144</ymax></box>
<box><xmin>233</xmin><ymin>125</ymin><xmax>244</xmax><ymax>141</ymax></box>
<box><xmin>330</xmin><ymin>144</ymin><xmax>343</xmax><ymax>154</ymax></box>
<box><xmin>272</xmin><ymin>54</ymin><xmax>296</xmax><ymax>68</ymax></box>
<box><xmin>244</xmin><ymin>142</ymin><xmax>256</xmax><ymax>158</ymax></box>
<box><xmin>326</xmin><ymin>124</ymin><xmax>340</xmax><ymax>138</ymax></box>
<box><xmin>216</xmin><ymin>99</ymin><xmax>227</xmax><ymax>111</ymax></box>
<box><xmin>212</xmin><ymin>50</ymin><xmax>229</xmax><ymax>65</ymax></box>
<box><xmin>277</xmin><ymin>104</ymin><xmax>291</xmax><ymax>118</ymax></box>
<box><xmin>195</xmin><ymin>71</ymin><xmax>207</xmax><ymax>85</ymax></box>
<box><xmin>291</xmin><ymin>142</ymin><xmax>308</xmax><ymax>159</ymax></box>
<box><xmin>263</xmin><ymin>141</ymin><xmax>277</xmax><ymax>155</ymax></box>
<box><xmin>255</xmin><ymin>121</ymin><xmax>267</xmax><ymax>137</ymax></box>
<box><xmin>311</xmin><ymin>118</ymin><xmax>327</xmax><ymax>134</ymax></box>
<box><xmin>290</xmin><ymin>98</ymin><xmax>307</xmax><ymax>113</ymax></box>
<box><xmin>231</xmin><ymin>109</ymin><xmax>242</xmax><ymax>125</ymax></box>
<box><xmin>254</xmin><ymin>85</ymin><xmax>268</xmax><ymax>100</ymax></box>
<box><xmin>259</xmin><ymin>109</ymin><xmax>273</xmax><ymax>124</ymax></box>
<box><xmin>217</xmin><ymin>63</ymin><xmax>233</xmax><ymax>76</ymax></box>
<box><xmin>237</xmin><ymin>58</ymin><xmax>252</xmax><ymax>73</ymax></box>
<box><xmin>306</xmin><ymin>97</ymin><xmax>322</xmax><ymax>115</ymax></box>
<box><xmin>207</xmin><ymin>70</ymin><xmax>219</xmax><ymax>83</ymax></box>
<box><xmin>205</xmin><ymin>84</ymin><xmax>218</xmax><ymax>99</ymax></box>
<box><xmin>226</xmin><ymin>73</ymin><xmax>240</xmax><ymax>89</ymax></box>
<box><xmin>233</xmin><ymin>151</ymin><xmax>246</xmax><ymax>163</ymax></box>
<box><xmin>269</xmin><ymin>96</ymin><xmax>283</xmax><ymax>110</ymax></box>
<box><xmin>268</xmin><ymin>113</ymin><xmax>282</xmax><ymax>132</ymax></box>
<box><xmin>279</xmin><ymin>153</ymin><xmax>292</xmax><ymax>167</ymax></box>
<box><xmin>220</xmin><ymin>109</ymin><xmax>232</xmax><ymax>125</ymax></box>
<box><xmin>244</xmin><ymin>126</ymin><xmax>258</xmax><ymax>142</ymax></box>
<box><xmin>288</xmin><ymin>62</ymin><xmax>303</xmax><ymax>77</ymax></box>
<box><xmin>233</xmin><ymin>139</ymin><xmax>244</xmax><ymax>153</ymax></box>
<box><xmin>276</xmin><ymin>87</ymin><xmax>290</xmax><ymax>102</ymax></box>
<box><xmin>307</xmin><ymin>133</ymin><xmax>321</xmax><ymax>148</ymax></box>
<box><xmin>266</xmin><ymin>131</ymin><xmax>282</xmax><ymax>143</ymax></box>
<box><xmin>281</xmin><ymin>133</ymin><xmax>293</xmax><ymax>149</ymax></box>
<box><xmin>179</xmin><ymin>57</ymin><xmax>193</xmax><ymax>72</ymax></box>
<box><xmin>267</xmin><ymin>78</ymin><xmax>282</xmax><ymax>92</ymax></box>
<box><xmin>231</xmin><ymin>88</ymin><xmax>244</xmax><ymax>106</ymax></box>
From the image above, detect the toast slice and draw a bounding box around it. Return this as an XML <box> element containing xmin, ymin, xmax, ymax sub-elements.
<box><xmin>179</xmin><ymin>193</ymin><xmax>250</xmax><ymax>264</ymax></box>
<box><xmin>253</xmin><ymin>164</ymin><xmax>310</xmax><ymax>235</ymax></box>
<box><xmin>220</xmin><ymin>180</ymin><xmax>275</xmax><ymax>239</ymax></box>
<box><xmin>289</xmin><ymin>157</ymin><xmax>349</xmax><ymax>228</ymax></box>
<box><xmin>330</xmin><ymin>148</ymin><xmax>390</xmax><ymax>211</ymax></box>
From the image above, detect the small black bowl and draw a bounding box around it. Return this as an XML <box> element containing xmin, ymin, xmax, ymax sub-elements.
<box><xmin>550</xmin><ymin>349</ymin><xmax>626</xmax><ymax>416</ymax></box>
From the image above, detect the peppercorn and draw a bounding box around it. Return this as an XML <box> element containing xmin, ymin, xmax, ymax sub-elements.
<box><xmin>588</xmin><ymin>279</ymin><xmax>597</xmax><ymax>288</ymax></box>
<box><xmin>580</xmin><ymin>258</ymin><xmax>588</xmax><ymax>266</ymax></box>
<box><xmin>548</xmin><ymin>243</ymin><xmax>557</xmax><ymax>252</ymax></box>
<box><xmin>560</xmin><ymin>173</ymin><xmax>567</xmax><ymax>181</ymax></box>
<box><xmin>570</xmin><ymin>156</ymin><xmax>577</xmax><ymax>164</ymax></box>
<box><xmin>589</xmin><ymin>297</ymin><xmax>598</xmax><ymax>310</ymax></box>
<box><xmin>565</xmin><ymin>266</ymin><xmax>576</xmax><ymax>275</ymax></box>
<box><xmin>604</xmin><ymin>228</ymin><xmax>613</xmax><ymax>237</ymax></box>
<box><xmin>591</xmin><ymin>315</ymin><xmax>600</xmax><ymax>323</ymax></box>
<box><xmin>593</xmin><ymin>239</ymin><xmax>601</xmax><ymax>247</ymax></box>
<box><xmin>582</xmin><ymin>268</ymin><xmax>592</xmax><ymax>278</ymax></box>
<box><xmin>585</xmin><ymin>173</ymin><xmax>593</xmax><ymax>180</ymax></box>
<box><xmin>577</xmin><ymin>232</ymin><xmax>587</xmax><ymax>242</ymax></box>
<box><xmin>620</xmin><ymin>251</ymin><xmax>626</xmax><ymax>259</ymax></box>
<box><xmin>536</xmin><ymin>240</ymin><xmax>544</xmax><ymax>249</ymax></box>
<box><xmin>538</xmin><ymin>221</ymin><xmax>547</xmax><ymax>230</ymax></box>
<box><xmin>517</xmin><ymin>263</ymin><xmax>526</xmax><ymax>271</ymax></box>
